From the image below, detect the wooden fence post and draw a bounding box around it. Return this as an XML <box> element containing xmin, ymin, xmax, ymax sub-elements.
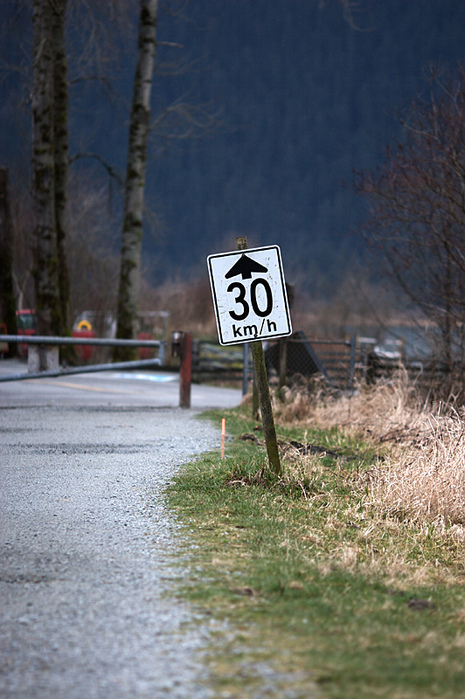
<box><xmin>179</xmin><ymin>332</ymin><xmax>192</xmax><ymax>408</ymax></box>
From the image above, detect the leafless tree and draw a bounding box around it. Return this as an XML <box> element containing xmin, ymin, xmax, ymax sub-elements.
<box><xmin>52</xmin><ymin>0</ymin><xmax>71</xmax><ymax>329</ymax></box>
<box><xmin>66</xmin><ymin>173</ymin><xmax>120</xmax><ymax>320</ymax></box>
<box><xmin>114</xmin><ymin>0</ymin><xmax>158</xmax><ymax>360</ymax></box>
<box><xmin>356</xmin><ymin>66</ymin><xmax>465</xmax><ymax>369</ymax></box>
<box><xmin>11</xmin><ymin>184</ymin><xmax>37</xmax><ymax>312</ymax></box>
<box><xmin>31</xmin><ymin>0</ymin><xmax>70</xmax><ymax>336</ymax></box>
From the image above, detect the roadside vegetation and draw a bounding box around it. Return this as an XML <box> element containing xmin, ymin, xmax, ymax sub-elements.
<box><xmin>166</xmin><ymin>372</ymin><xmax>465</xmax><ymax>698</ymax></box>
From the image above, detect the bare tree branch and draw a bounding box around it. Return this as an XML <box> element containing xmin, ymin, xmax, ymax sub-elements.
<box><xmin>356</xmin><ymin>66</ymin><xmax>465</xmax><ymax>366</ymax></box>
<box><xmin>69</xmin><ymin>152</ymin><xmax>124</xmax><ymax>186</ymax></box>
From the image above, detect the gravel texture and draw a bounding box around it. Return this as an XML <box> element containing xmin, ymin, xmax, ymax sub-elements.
<box><xmin>0</xmin><ymin>405</ymin><xmax>221</xmax><ymax>698</ymax></box>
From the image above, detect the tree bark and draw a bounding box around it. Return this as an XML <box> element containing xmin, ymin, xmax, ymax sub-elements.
<box><xmin>32</xmin><ymin>0</ymin><xmax>61</xmax><ymax>336</ymax></box>
<box><xmin>115</xmin><ymin>0</ymin><xmax>158</xmax><ymax>361</ymax></box>
<box><xmin>52</xmin><ymin>0</ymin><xmax>71</xmax><ymax>332</ymax></box>
<box><xmin>0</xmin><ymin>168</ymin><xmax>18</xmax><ymax>353</ymax></box>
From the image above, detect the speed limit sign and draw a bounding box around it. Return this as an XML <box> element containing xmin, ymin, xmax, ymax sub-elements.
<box><xmin>207</xmin><ymin>245</ymin><xmax>292</xmax><ymax>346</ymax></box>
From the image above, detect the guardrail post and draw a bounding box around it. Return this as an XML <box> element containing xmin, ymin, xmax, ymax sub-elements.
<box><xmin>179</xmin><ymin>332</ymin><xmax>192</xmax><ymax>408</ymax></box>
<box><xmin>28</xmin><ymin>344</ymin><xmax>59</xmax><ymax>373</ymax></box>
<box><xmin>158</xmin><ymin>340</ymin><xmax>166</xmax><ymax>366</ymax></box>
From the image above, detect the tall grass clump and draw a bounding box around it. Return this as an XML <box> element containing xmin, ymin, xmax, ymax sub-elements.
<box><xmin>277</xmin><ymin>370</ymin><xmax>465</xmax><ymax>529</ymax></box>
<box><xmin>278</xmin><ymin>369</ymin><xmax>426</xmax><ymax>440</ymax></box>
<box><xmin>368</xmin><ymin>408</ymin><xmax>465</xmax><ymax>527</ymax></box>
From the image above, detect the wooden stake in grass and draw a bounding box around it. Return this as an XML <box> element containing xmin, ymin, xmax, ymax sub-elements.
<box><xmin>235</xmin><ymin>236</ymin><xmax>282</xmax><ymax>475</ymax></box>
<box><xmin>221</xmin><ymin>417</ymin><xmax>226</xmax><ymax>458</ymax></box>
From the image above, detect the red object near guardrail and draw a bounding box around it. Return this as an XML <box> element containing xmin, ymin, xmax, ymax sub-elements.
<box><xmin>16</xmin><ymin>310</ymin><xmax>36</xmax><ymax>358</ymax></box>
<box><xmin>72</xmin><ymin>329</ymin><xmax>95</xmax><ymax>361</ymax></box>
<box><xmin>137</xmin><ymin>332</ymin><xmax>154</xmax><ymax>359</ymax></box>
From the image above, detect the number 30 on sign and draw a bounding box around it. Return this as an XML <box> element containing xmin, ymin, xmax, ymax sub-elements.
<box><xmin>207</xmin><ymin>245</ymin><xmax>292</xmax><ymax>346</ymax></box>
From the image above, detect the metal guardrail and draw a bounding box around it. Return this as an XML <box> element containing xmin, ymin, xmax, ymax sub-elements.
<box><xmin>0</xmin><ymin>358</ymin><xmax>166</xmax><ymax>382</ymax></box>
<box><xmin>0</xmin><ymin>334</ymin><xmax>164</xmax><ymax>348</ymax></box>
<box><xmin>0</xmin><ymin>335</ymin><xmax>166</xmax><ymax>383</ymax></box>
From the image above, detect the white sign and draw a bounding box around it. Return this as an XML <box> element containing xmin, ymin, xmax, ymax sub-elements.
<box><xmin>207</xmin><ymin>245</ymin><xmax>292</xmax><ymax>346</ymax></box>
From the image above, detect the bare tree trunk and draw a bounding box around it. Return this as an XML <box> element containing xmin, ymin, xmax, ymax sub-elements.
<box><xmin>115</xmin><ymin>0</ymin><xmax>158</xmax><ymax>361</ymax></box>
<box><xmin>32</xmin><ymin>0</ymin><xmax>61</xmax><ymax>336</ymax></box>
<box><xmin>52</xmin><ymin>0</ymin><xmax>71</xmax><ymax>332</ymax></box>
<box><xmin>0</xmin><ymin>168</ymin><xmax>18</xmax><ymax>353</ymax></box>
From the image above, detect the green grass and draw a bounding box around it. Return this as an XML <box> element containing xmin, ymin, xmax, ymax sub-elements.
<box><xmin>164</xmin><ymin>406</ymin><xmax>465</xmax><ymax>698</ymax></box>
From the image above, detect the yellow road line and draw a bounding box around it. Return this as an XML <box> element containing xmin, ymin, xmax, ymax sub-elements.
<box><xmin>33</xmin><ymin>380</ymin><xmax>136</xmax><ymax>394</ymax></box>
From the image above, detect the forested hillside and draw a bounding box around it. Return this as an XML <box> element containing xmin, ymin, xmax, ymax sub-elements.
<box><xmin>2</xmin><ymin>0</ymin><xmax>465</xmax><ymax>294</ymax></box>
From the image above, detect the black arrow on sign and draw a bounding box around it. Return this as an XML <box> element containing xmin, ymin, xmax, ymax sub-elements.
<box><xmin>225</xmin><ymin>253</ymin><xmax>268</xmax><ymax>280</ymax></box>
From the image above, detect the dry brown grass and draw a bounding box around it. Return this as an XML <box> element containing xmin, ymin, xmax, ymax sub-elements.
<box><xmin>277</xmin><ymin>370</ymin><xmax>465</xmax><ymax>529</ymax></box>
<box><xmin>278</xmin><ymin>369</ymin><xmax>428</xmax><ymax>442</ymax></box>
<box><xmin>368</xmin><ymin>409</ymin><xmax>465</xmax><ymax>526</ymax></box>
<box><xmin>268</xmin><ymin>449</ymin><xmax>461</xmax><ymax>585</ymax></box>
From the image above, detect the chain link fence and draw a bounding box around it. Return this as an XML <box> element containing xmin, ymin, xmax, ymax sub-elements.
<box><xmin>264</xmin><ymin>331</ymin><xmax>356</xmax><ymax>391</ymax></box>
<box><xmin>192</xmin><ymin>332</ymin><xmax>357</xmax><ymax>392</ymax></box>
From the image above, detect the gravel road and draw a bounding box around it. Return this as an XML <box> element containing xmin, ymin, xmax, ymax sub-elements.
<box><xmin>0</xmin><ymin>404</ymin><xmax>222</xmax><ymax>698</ymax></box>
